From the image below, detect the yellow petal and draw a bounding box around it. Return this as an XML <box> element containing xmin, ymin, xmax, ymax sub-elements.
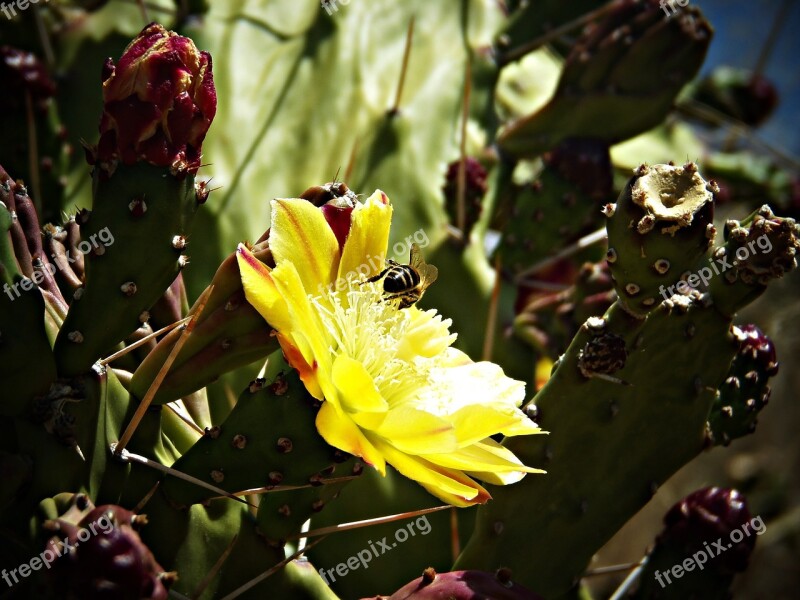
<box><xmin>373</xmin><ymin>406</ymin><xmax>457</xmax><ymax>454</ymax></box>
<box><xmin>369</xmin><ymin>437</ymin><xmax>489</xmax><ymax>506</ymax></box>
<box><xmin>425</xmin><ymin>438</ymin><xmax>544</xmax><ymax>476</ymax></box>
<box><xmin>332</xmin><ymin>354</ymin><xmax>388</xmax><ymax>413</ymax></box>
<box><xmin>316</xmin><ymin>402</ymin><xmax>386</xmax><ymax>474</ymax></box>
<box><xmin>337</xmin><ymin>190</ymin><xmax>392</xmax><ymax>283</ymax></box>
<box><xmin>236</xmin><ymin>245</ymin><xmax>291</xmax><ymax>332</ymax></box>
<box><xmin>467</xmin><ymin>470</ymin><xmax>525</xmax><ymax>486</ymax></box>
<box><xmin>270</xmin><ymin>198</ymin><xmax>340</xmax><ymax>294</ymax></box>
<box><xmin>278</xmin><ymin>333</ymin><xmax>323</xmax><ymax>400</ymax></box>
<box><xmin>450</xmin><ymin>404</ymin><xmax>542</xmax><ymax>446</ymax></box>
<box><xmin>497</xmin><ymin>413</ymin><xmax>546</xmax><ymax>438</ymax></box>
<box><xmin>436</xmin><ymin>347</ymin><xmax>474</xmax><ymax>368</ymax></box>
<box><xmin>268</xmin><ymin>261</ymin><xmax>338</xmax><ymax>405</ymax></box>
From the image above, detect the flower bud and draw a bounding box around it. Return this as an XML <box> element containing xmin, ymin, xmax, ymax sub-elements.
<box><xmin>91</xmin><ymin>23</ymin><xmax>216</xmax><ymax>177</ymax></box>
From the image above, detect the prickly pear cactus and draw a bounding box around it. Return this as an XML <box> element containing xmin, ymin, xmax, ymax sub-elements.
<box><xmin>1</xmin><ymin>1</ymin><xmax>798</xmax><ymax>599</ymax></box>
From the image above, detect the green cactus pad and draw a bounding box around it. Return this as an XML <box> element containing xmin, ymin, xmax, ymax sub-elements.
<box><xmin>54</xmin><ymin>163</ymin><xmax>203</xmax><ymax>376</ymax></box>
<box><xmin>497</xmin><ymin>140</ymin><xmax>611</xmax><ymax>276</ymax></box>
<box><xmin>12</xmin><ymin>365</ymin><xmax>132</xmax><ymax>503</ymax></box>
<box><xmin>497</xmin><ymin>2</ymin><xmax>712</xmax><ymax>157</ymax></box>
<box><xmin>163</xmin><ymin>370</ymin><xmax>358</xmax><ymax>509</ymax></box>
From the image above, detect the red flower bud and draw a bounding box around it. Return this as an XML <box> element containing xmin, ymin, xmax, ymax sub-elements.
<box><xmin>91</xmin><ymin>23</ymin><xmax>216</xmax><ymax>178</ymax></box>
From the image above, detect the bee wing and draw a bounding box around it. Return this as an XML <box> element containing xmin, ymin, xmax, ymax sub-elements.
<box><xmin>409</xmin><ymin>243</ymin><xmax>425</xmax><ymax>268</ymax></box>
<box><xmin>420</xmin><ymin>263</ymin><xmax>438</xmax><ymax>288</ymax></box>
<box><xmin>409</xmin><ymin>244</ymin><xmax>438</xmax><ymax>287</ymax></box>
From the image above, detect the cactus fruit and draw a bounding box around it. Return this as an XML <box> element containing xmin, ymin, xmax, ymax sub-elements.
<box><xmin>543</xmin><ymin>138</ymin><xmax>614</xmax><ymax>203</ymax></box>
<box><xmin>91</xmin><ymin>22</ymin><xmax>216</xmax><ymax>178</ymax></box>
<box><xmin>690</xmin><ymin>67</ymin><xmax>779</xmax><ymax>128</ymax></box>
<box><xmin>605</xmin><ymin>162</ymin><xmax>716</xmax><ymax>317</ymax></box>
<box><xmin>442</xmin><ymin>157</ymin><xmax>488</xmax><ymax>240</ymax></box>
<box><xmin>633</xmin><ymin>487</ymin><xmax>759</xmax><ymax>599</ymax></box>
<box><xmin>362</xmin><ymin>567</ymin><xmax>544</xmax><ymax>600</ymax></box>
<box><xmin>706</xmin><ymin>204</ymin><xmax>800</xmax><ymax>317</ymax></box>
<box><xmin>708</xmin><ymin>324</ymin><xmax>778</xmax><ymax>447</ymax></box>
<box><xmin>41</xmin><ymin>493</ymin><xmax>174</xmax><ymax>600</ymax></box>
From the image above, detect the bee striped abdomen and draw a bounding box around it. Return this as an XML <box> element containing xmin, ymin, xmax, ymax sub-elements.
<box><xmin>383</xmin><ymin>266</ymin><xmax>421</xmax><ymax>294</ymax></box>
<box><xmin>361</xmin><ymin>244</ymin><xmax>437</xmax><ymax>309</ymax></box>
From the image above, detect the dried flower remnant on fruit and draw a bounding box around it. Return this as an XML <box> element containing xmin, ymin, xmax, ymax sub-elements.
<box><xmin>631</xmin><ymin>163</ymin><xmax>713</xmax><ymax>235</ymax></box>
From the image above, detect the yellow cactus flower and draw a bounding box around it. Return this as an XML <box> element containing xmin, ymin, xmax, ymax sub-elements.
<box><xmin>237</xmin><ymin>190</ymin><xmax>544</xmax><ymax>506</ymax></box>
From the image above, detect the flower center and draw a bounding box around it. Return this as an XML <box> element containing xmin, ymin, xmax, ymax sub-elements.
<box><xmin>310</xmin><ymin>281</ymin><xmax>431</xmax><ymax>407</ymax></box>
